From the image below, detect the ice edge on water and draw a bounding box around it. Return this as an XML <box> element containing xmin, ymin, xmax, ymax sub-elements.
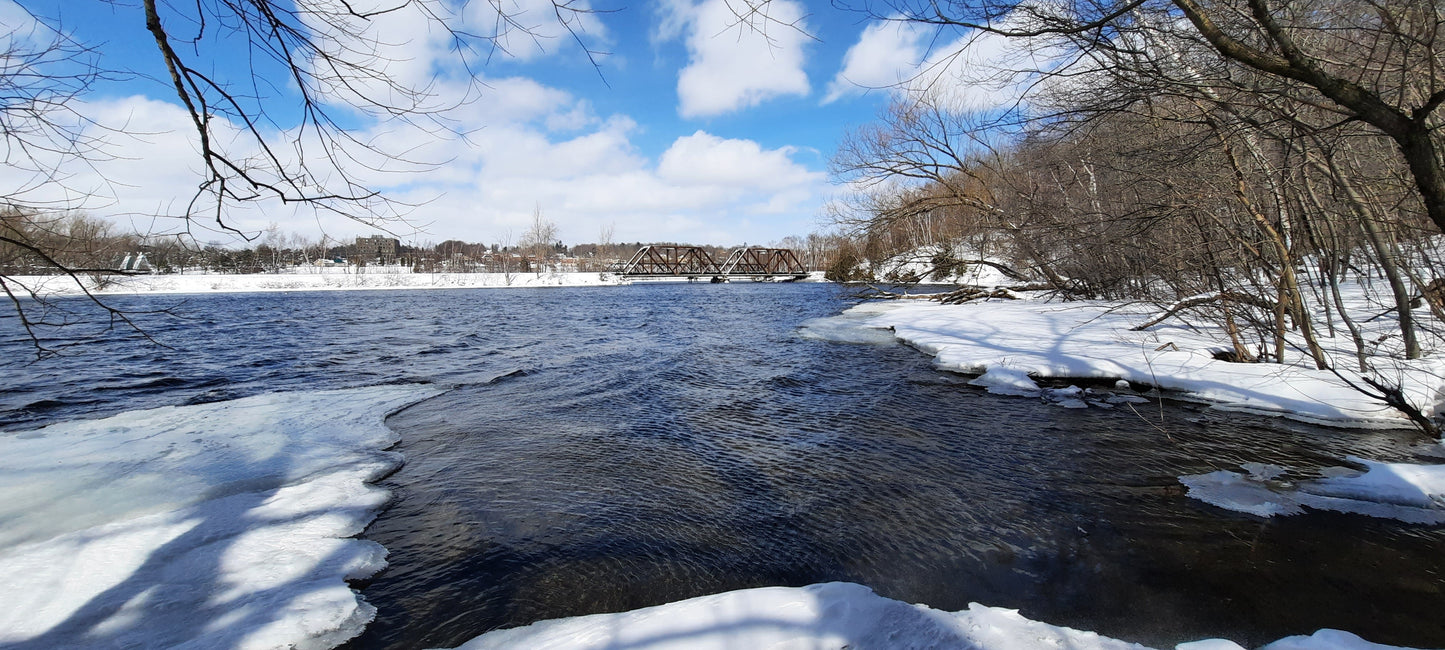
<box><xmin>438</xmin><ymin>582</ymin><xmax>1421</xmax><ymax>650</ymax></box>
<box><xmin>1181</xmin><ymin>458</ymin><xmax>1445</xmax><ymax>525</ymax></box>
<box><xmin>0</xmin><ymin>384</ymin><xmax>445</xmax><ymax>649</ymax></box>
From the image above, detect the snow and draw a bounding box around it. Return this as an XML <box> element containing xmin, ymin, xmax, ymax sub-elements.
<box><xmin>10</xmin><ymin>270</ymin><xmax>621</xmax><ymax>296</ymax></box>
<box><xmin>803</xmin><ymin>294</ymin><xmax>1445</xmax><ymax>526</ymax></box>
<box><xmin>1260</xmin><ymin>629</ymin><xmax>1414</xmax><ymax>650</ymax></box>
<box><xmin>444</xmin><ymin>582</ymin><xmax>1154</xmax><ymax>650</ymax></box>
<box><xmin>441</xmin><ymin>583</ymin><xmax>1421</xmax><ymax>650</ymax></box>
<box><xmin>871</xmin><ymin>244</ymin><xmax>1021</xmax><ymax>286</ymax></box>
<box><xmin>1182</xmin><ymin>457</ymin><xmax>1445</xmax><ymax>524</ymax></box>
<box><xmin>968</xmin><ymin>367</ymin><xmax>1042</xmax><ymax>396</ymax></box>
<box><xmin>6</xmin><ymin>277</ymin><xmax>1442</xmax><ymax>647</ymax></box>
<box><xmin>0</xmin><ymin>385</ymin><xmax>443</xmax><ymax>649</ymax></box>
<box><xmin>0</xmin><ymin>384</ymin><xmax>1427</xmax><ymax>650</ymax></box>
<box><xmin>812</xmin><ymin>298</ymin><xmax>1443</xmax><ymax>428</ymax></box>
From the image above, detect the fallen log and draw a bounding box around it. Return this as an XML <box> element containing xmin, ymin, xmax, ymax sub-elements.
<box><xmin>1130</xmin><ymin>292</ymin><xmax>1276</xmax><ymax>331</ymax></box>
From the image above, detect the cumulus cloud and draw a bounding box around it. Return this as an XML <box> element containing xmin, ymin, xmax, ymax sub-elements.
<box><xmin>664</xmin><ymin>0</ymin><xmax>812</xmax><ymax>118</ymax></box>
<box><xmin>659</xmin><ymin>131</ymin><xmax>820</xmax><ymax>191</ymax></box>
<box><xmin>0</xmin><ymin>0</ymin><xmax>824</xmax><ymax>247</ymax></box>
<box><xmin>299</xmin><ymin>0</ymin><xmax>609</xmax><ymax>116</ymax></box>
<box><xmin>822</xmin><ymin>20</ymin><xmax>930</xmax><ymax>103</ymax></box>
<box><xmin>462</xmin><ymin>0</ymin><xmax>609</xmax><ymax>62</ymax></box>
<box><xmin>824</xmin><ymin>14</ymin><xmax>1059</xmax><ymax>111</ymax></box>
<box><xmin>3</xmin><ymin>87</ymin><xmax>826</xmax><ymax>247</ymax></box>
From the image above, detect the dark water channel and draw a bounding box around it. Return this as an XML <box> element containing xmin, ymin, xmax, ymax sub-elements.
<box><xmin>3</xmin><ymin>283</ymin><xmax>1443</xmax><ymax>649</ymax></box>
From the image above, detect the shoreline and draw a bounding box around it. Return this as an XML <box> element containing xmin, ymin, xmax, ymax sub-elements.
<box><xmin>3</xmin><ymin>288</ymin><xmax>1443</xmax><ymax>649</ymax></box>
<box><xmin>10</xmin><ymin>270</ymin><xmax>831</xmax><ymax>297</ymax></box>
<box><xmin>807</xmin><ymin>297</ymin><xmax>1445</xmax><ymax>431</ymax></box>
<box><xmin>9</xmin><ymin>271</ymin><xmax>625</xmax><ymax>296</ymax></box>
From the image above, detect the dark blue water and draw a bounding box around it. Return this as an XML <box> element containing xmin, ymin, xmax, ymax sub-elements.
<box><xmin>4</xmin><ymin>284</ymin><xmax>1444</xmax><ymax>649</ymax></box>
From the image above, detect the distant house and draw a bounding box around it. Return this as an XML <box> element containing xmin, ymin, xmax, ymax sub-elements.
<box><xmin>355</xmin><ymin>235</ymin><xmax>401</xmax><ymax>263</ymax></box>
<box><xmin>117</xmin><ymin>253</ymin><xmax>153</xmax><ymax>273</ymax></box>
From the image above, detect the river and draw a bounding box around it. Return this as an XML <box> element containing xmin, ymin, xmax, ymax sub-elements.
<box><xmin>3</xmin><ymin>283</ymin><xmax>1443</xmax><ymax>649</ymax></box>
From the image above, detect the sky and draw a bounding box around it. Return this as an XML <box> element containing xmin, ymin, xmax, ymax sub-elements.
<box><xmin>1</xmin><ymin>0</ymin><xmax>1013</xmax><ymax>248</ymax></box>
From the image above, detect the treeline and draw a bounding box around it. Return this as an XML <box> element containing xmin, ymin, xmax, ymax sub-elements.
<box><xmin>1</xmin><ymin>211</ymin><xmax>853</xmax><ymax>276</ymax></box>
<box><xmin>828</xmin><ymin>0</ymin><xmax>1444</xmax><ymax>391</ymax></box>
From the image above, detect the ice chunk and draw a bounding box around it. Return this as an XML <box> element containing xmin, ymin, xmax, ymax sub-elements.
<box><xmin>1107</xmin><ymin>394</ymin><xmax>1151</xmax><ymax>405</ymax></box>
<box><xmin>1241</xmin><ymin>462</ymin><xmax>1287</xmax><ymax>481</ymax></box>
<box><xmin>968</xmin><ymin>367</ymin><xmax>1041</xmax><ymax>397</ymax></box>
<box><xmin>798</xmin><ymin>315</ymin><xmax>900</xmax><ymax>345</ymax></box>
<box><xmin>1045</xmin><ymin>385</ymin><xmax>1084</xmax><ymax>400</ymax></box>
<box><xmin>1303</xmin><ymin>457</ymin><xmax>1445</xmax><ymax>508</ymax></box>
<box><xmin>1180</xmin><ymin>470</ymin><xmax>1304</xmax><ymax>517</ymax></box>
<box><xmin>1181</xmin><ymin>460</ymin><xmax>1445</xmax><ymax>525</ymax></box>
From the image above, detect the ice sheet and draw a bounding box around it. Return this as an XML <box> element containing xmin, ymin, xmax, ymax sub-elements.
<box><xmin>0</xmin><ymin>385</ymin><xmax>443</xmax><ymax>649</ymax></box>
<box><xmin>1181</xmin><ymin>458</ymin><xmax>1445</xmax><ymax>524</ymax></box>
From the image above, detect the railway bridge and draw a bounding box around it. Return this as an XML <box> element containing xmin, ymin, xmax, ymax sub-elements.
<box><xmin>614</xmin><ymin>245</ymin><xmax>809</xmax><ymax>282</ymax></box>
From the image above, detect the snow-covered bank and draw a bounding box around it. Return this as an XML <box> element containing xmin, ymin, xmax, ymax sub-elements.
<box><xmin>442</xmin><ymin>582</ymin><xmax>1409</xmax><ymax>650</ymax></box>
<box><xmin>12</xmin><ymin>271</ymin><xmax>622</xmax><ymax>296</ymax></box>
<box><xmin>445</xmin><ymin>582</ymin><xmax>1152</xmax><ymax>650</ymax></box>
<box><xmin>0</xmin><ymin>385</ymin><xmax>442</xmax><ymax>649</ymax></box>
<box><xmin>806</xmin><ymin>299</ymin><xmax>1442</xmax><ymax>428</ymax></box>
<box><xmin>801</xmin><ymin>296</ymin><xmax>1445</xmax><ymax>525</ymax></box>
<box><xmin>0</xmin><ymin>380</ymin><xmax>1426</xmax><ymax>650</ymax></box>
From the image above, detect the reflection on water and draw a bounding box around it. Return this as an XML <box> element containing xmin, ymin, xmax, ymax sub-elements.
<box><xmin>3</xmin><ymin>285</ymin><xmax>1442</xmax><ymax>650</ymax></box>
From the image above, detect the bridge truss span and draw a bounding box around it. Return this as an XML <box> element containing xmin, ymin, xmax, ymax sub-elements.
<box><xmin>616</xmin><ymin>245</ymin><xmax>808</xmax><ymax>281</ymax></box>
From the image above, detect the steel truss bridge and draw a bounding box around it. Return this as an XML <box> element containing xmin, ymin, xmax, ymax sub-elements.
<box><xmin>614</xmin><ymin>245</ymin><xmax>809</xmax><ymax>281</ymax></box>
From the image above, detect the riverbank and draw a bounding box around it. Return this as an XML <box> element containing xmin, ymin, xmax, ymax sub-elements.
<box><xmin>11</xmin><ymin>270</ymin><xmax>624</xmax><ymax>295</ymax></box>
<box><xmin>821</xmin><ymin>297</ymin><xmax>1441</xmax><ymax>428</ymax></box>
<box><xmin>11</xmin><ymin>269</ymin><xmax>831</xmax><ymax>296</ymax></box>
<box><xmin>802</xmin><ymin>293</ymin><xmax>1445</xmax><ymax>525</ymax></box>
<box><xmin>0</xmin><ymin>385</ymin><xmax>1418</xmax><ymax>650</ymax></box>
<box><xmin>4</xmin><ymin>284</ymin><xmax>1443</xmax><ymax>649</ymax></box>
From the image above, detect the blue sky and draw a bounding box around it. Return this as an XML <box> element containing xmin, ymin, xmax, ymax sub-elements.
<box><xmin>3</xmin><ymin>0</ymin><xmax>999</xmax><ymax>247</ymax></box>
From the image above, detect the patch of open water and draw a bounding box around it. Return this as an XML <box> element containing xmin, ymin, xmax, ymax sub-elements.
<box><xmin>3</xmin><ymin>283</ymin><xmax>1442</xmax><ymax>649</ymax></box>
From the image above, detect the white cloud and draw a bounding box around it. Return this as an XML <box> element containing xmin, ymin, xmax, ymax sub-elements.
<box><xmin>823</xmin><ymin>20</ymin><xmax>929</xmax><ymax>103</ymax></box>
<box><xmin>668</xmin><ymin>0</ymin><xmax>811</xmax><ymax>118</ymax></box>
<box><xmin>0</xmin><ymin>0</ymin><xmax>824</xmax><ymax>249</ymax></box>
<box><xmin>462</xmin><ymin>0</ymin><xmax>609</xmax><ymax>62</ymax></box>
<box><xmin>299</xmin><ymin>0</ymin><xmax>609</xmax><ymax>116</ymax></box>
<box><xmin>659</xmin><ymin>131</ymin><xmax>820</xmax><ymax>191</ymax></box>
<box><xmin>825</xmin><ymin>13</ymin><xmax>1061</xmax><ymax>111</ymax></box>
<box><xmin>0</xmin><ymin>89</ymin><xmax>827</xmax><ymax>247</ymax></box>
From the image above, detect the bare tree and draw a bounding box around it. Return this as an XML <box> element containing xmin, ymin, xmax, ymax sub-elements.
<box><xmin>521</xmin><ymin>205</ymin><xmax>559</xmax><ymax>275</ymax></box>
<box><xmin>0</xmin><ymin>0</ymin><xmax>605</xmax><ymax>355</ymax></box>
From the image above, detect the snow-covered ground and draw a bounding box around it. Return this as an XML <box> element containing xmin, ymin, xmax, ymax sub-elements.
<box><xmin>2</xmin><ymin>383</ymin><xmax>1423</xmax><ymax>650</ymax></box>
<box><xmin>11</xmin><ymin>268</ymin><xmax>829</xmax><ymax>296</ymax></box>
<box><xmin>800</xmin><ymin>293</ymin><xmax>1445</xmax><ymax>526</ymax></box>
<box><xmin>802</xmin><ymin>298</ymin><xmax>1443</xmax><ymax>427</ymax></box>
<box><xmin>11</xmin><ymin>270</ymin><xmax>621</xmax><ymax>296</ymax></box>
<box><xmin>0</xmin><ymin>385</ymin><xmax>442</xmax><ymax>649</ymax></box>
<box><xmin>448</xmin><ymin>582</ymin><xmax>1154</xmax><ymax>650</ymax></box>
<box><xmin>5</xmin><ymin>280</ymin><xmax>1442</xmax><ymax>649</ymax></box>
<box><xmin>446</xmin><ymin>582</ymin><xmax>1402</xmax><ymax>650</ymax></box>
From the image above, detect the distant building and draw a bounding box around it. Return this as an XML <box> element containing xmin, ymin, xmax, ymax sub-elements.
<box><xmin>355</xmin><ymin>235</ymin><xmax>400</xmax><ymax>263</ymax></box>
<box><xmin>117</xmin><ymin>253</ymin><xmax>153</xmax><ymax>273</ymax></box>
